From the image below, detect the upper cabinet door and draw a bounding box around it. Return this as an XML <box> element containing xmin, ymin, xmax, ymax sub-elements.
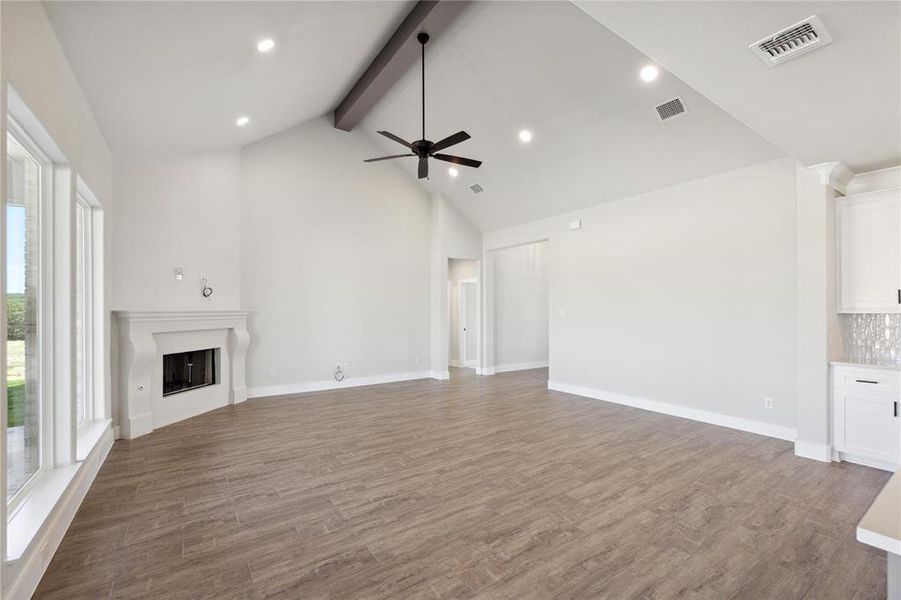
<box><xmin>837</xmin><ymin>189</ymin><xmax>901</xmax><ymax>313</ymax></box>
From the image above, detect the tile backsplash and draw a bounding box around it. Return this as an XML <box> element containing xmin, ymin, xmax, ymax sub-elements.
<box><xmin>841</xmin><ymin>313</ymin><xmax>901</xmax><ymax>367</ymax></box>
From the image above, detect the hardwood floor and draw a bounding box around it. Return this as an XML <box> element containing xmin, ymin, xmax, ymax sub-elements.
<box><xmin>35</xmin><ymin>367</ymin><xmax>889</xmax><ymax>599</ymax></box>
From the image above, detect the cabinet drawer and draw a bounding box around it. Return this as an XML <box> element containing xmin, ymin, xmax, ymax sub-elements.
<box><xmin>832</xmin><ymin>366</ymin><xmax>900</xmax><ymax>395</ymax></box>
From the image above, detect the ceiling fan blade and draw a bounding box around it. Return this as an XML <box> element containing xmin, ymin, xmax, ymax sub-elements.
<box><xmin>418</xmin><ymin>157</ymin><xmax>428</xmax><ymax>179</ymax></box>
<box><xmin>364</xmin><ymin>154</ymin><xmax>414</xmax><ymax>163</ymax></box>
<box><xmin>378</xmin><ymin>130</ymin><xmax>412</xmax><ymax>148</ymax></box>
<box><xmin>432</xmin><ymin>153</ymin><xmax>482</xmax><ymax>169</ymax></box>
<box><xmin>430</xmin><ymin>131</ymin><xmax>470</xmax><ymax>153</ymax></box>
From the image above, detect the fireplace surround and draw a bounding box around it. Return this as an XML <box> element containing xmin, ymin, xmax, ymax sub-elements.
<box><xmin>114</xmin><ymin>311</ymin><xmax>250</xmax><ymax>439</ymax></box>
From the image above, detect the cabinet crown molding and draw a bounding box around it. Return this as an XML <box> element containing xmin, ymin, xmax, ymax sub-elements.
<box><xmin>846</xmin><ymin>166</ymin><xmax>901</xmax><ymax>196</ymax></box>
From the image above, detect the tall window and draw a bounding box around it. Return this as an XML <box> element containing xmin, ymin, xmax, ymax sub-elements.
<box><xmin>75</xmin><ymin>194</ymin><xmax>93</xmax><ymax>428</ymax></box>
<box><xmin>6</xmin><ymin>128</ymin><xmax>46</xmax><ymax>502</ymax></box>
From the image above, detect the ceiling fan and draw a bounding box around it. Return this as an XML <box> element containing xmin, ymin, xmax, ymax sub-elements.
<box><xmin>365</xmin><ymin>32</ymin><xmax>482</xmax><ymax>179</ymax></box>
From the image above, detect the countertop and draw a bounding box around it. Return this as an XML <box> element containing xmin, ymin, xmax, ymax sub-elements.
<box><xmin>830</xmin><ymin>360</ymin><xmax>901</xmax><ymax>372</ymax></box>
<box><xmin>857</xmin><ymin>472</ymin><xmax>901</xmax><ymax>555</ymax></box>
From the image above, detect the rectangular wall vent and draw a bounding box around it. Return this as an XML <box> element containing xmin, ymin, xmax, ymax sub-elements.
<box><xmin>749</xmin><ymin>15</ymin><xmax>832</xmax><ymax>67</ymax></box>
<box><xmin>470</xmin><ymin>183</ymin><xmax>484</xmax><ymax>194</ymax></box>
<box><xmin>655</xmin><ymin>97</ymin><xmax>686</xmax><ymax>122</ymax></box>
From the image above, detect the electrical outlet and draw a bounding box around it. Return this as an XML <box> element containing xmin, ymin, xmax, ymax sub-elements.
<box><xmin>764</xmin><ymin>396</ymin><xmax>774</xmax><ymax>409</ymax></box>
<box><xmin>415</xmin><ymin>356</ymin><xmax>421</xmax><ymax>365</ymax></box>
<box><xmin>267</xmin><ymin>368</ymin><xmax>276</xmax><ymax>378</ymax></box>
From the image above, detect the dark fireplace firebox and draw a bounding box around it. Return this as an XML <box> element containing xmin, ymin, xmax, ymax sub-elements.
<box><xmin>162</xmin><ymin>348</ymin><xmax>219</xmax><ymax>396</ymax></box>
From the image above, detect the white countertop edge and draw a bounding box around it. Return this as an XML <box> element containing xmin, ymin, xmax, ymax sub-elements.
<box><xmin>857</xmin><ymin>472</ymin><xmax>901</xmax><ymax>556</ymax></box>
<box><xmin>857</xmin><ymin>526</ymin><xmax>901</xmax><ymax>556</ymax></box>
<box><xmin>830</xmin><ymin>360</ymin><xmax>901</xmax><ymax>372</ymax></box>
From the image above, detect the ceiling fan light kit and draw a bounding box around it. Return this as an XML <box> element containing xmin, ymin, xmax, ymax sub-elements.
<box><xmin>365</xmin><ymin>31</ymin><xmax>482</xmax><ymax>179</ymax></box>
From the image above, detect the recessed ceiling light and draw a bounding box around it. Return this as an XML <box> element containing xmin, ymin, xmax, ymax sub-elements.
<box><xmin>257</xmin><ymin>38</ymin><xmax>275</xmax><ymax>53</ymax></box>
<box><xmin>448</xmin><ymin>167</ymin><xmax>459</xmax><ymax>177</ymax></box>
<box><xmin>518</xmin><ymin>129</ymin><xmax>532</xmax><ymax>143</ymax></box>
<box><xmin>236</xmin><ymin>115</ymin><xmax>250</xmax><ymax>127</ymax></box>
<box><xmin>640</xmin><ymin>64</ymin><xmax>659</xmax><ymax>82</ymax></box>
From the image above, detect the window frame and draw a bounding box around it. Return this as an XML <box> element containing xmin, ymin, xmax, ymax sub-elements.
<box><xmin>74</xmin><ymin>183</ymin><xmax>103</xmax><ymax>435</ymax></box>
<box><xmin>6</xmin><ymin>117</ymin><xmax>54</xmax><ymax>516</ymax></box>
<box><xmin>74</xmin><ymin>196</ymin><xmax>92</xmax><ymax>429</ymax></box>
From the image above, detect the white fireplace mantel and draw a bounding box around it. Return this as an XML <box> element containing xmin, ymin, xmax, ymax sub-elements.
<box><xmin>114</xmin><ymin>310</ymin><xmax>250</xmax><ymax>439</ymax></box>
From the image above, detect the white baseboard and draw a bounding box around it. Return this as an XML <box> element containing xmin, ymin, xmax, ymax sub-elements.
<box><xmin>248</xmin><ymin>370</ymin><xmax>435</xmax><ymax>399</ymax></box>
<box><xmin>494</xmin><ymin>360</ymin><xmax>549</xmax><ymax>373</ymax></box>
<box><xmin>547</xmin><ymin>381</ymin><xmax>797</xmax><ymax>442</ymax></box>
<box><xmin>5</xmin><ymin>425</ymin><xmax>114</xmax><ymax>599</ymax></box>
<box><xmin>432</xmin><ymin>370</ymin><xmax>450</xmax><ymax>381</ymax></box>
<box><xmin>838</xmin><ymin>452</ymin><xmax>897</xmax><ymax>472</ymax></box>
<box><xmin>476</xmin><ymin>367</ymin><xmax>495</xmax><ymax>376</ymax></box>
<box><xmin>449</xmin><ymin>360</ymin><xmax>460</xmax><ymax>368</ymax></box>
<box><xmin>122</xmin><ymin>411</ymin><xmax>153</xmax><ymax>440</ymax></box>
<box><xmin>794</xmin><ymin>440</ymin><xmax>833</xmax><ymax>463</ymax></box>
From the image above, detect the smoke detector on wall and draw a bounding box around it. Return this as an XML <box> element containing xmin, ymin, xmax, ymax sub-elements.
<box><xmin>749</xmin><ymin>15</ymin><xmax>833</xmax><ymax>67</ymax></box>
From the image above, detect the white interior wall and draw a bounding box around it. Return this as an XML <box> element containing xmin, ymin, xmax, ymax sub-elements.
<box><xmin>492</xmin><ymin>241</ymin><xmax>549</xmax><ymax>371</ymax></box>
<box><xmin>485</xmin><ymin>158</ymin><xmax>798</xmax><ymax>432</ymax></box>
<box><xmin>240</xmin><ymin>117</ymin><xmax>432</xmax><ymax>394</ymax></box>
<box><xmin>1</xmin><ymin>3</ymin><xmax>114</xmax><ymax>596</ymax></box>
<box><xmin>112</xmin><ymin>152</ymin><xmax>242</xmax><ymax>310</ymax></box>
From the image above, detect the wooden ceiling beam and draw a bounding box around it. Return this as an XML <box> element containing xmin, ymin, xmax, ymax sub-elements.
<box><xmin>333</xmin><ymin>0</ymin><xmax>470</xmax><ymax>132</ymax></box>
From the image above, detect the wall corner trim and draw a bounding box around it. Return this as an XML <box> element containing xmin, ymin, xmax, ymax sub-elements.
<box><xmin>547</xmin><ymin>381</ymin><xmax>798</xmax><ymax>442</ymax></box>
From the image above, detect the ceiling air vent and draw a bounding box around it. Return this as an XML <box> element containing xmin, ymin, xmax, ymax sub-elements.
<box><xmin>470</xmin><ymin>183</ymin><xmax>484</xmax><ymax>194</ymax></box>
<box><xmin>749</xmin><ymin>15</ymin><xmax>832</xmax><ymax>67</ymax></box>
<box><xmin>655</xmin><ymin>97</ymin><xmax>686</xmax><ymax>122</ymax></box>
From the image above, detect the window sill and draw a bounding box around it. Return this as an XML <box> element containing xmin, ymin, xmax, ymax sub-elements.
<box><xmin>77</xmin><ymin>418</ymin><xmax>112</xmax><ymax>461</ymax></box>
<box><xmin>8</xmin><ymin>419</ymin><xmax>112</xmax><ymax>562</ymax></box>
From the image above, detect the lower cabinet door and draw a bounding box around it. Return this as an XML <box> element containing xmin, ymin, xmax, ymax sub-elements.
<box><xmin>834</xmin><ymin>390</ymin><xmax>900</xmax><ymax>464</ymax></box>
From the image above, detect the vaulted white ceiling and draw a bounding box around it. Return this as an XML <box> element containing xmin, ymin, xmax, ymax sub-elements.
<box><xmin>361</xmin><ymin>1</ymin><xmax>783</xmax><ymax>230</ymax></box>
<box><xmin>43</xmin><ymin>1</ymin><xmax>413</xmax><ymax>154</ymax></box>
<box><xmin>44</xmin><ymin>1</ymin><xmax>899</xmax><ymax>232</ymax></box>
<box><xmin>575</xmin><ymin>0</ymin><xmax>901</xmax><ymax>173</ymax></box>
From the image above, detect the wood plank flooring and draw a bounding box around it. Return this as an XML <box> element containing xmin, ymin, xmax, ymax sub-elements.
<box><xmin>35</xmin><ymin>368</ymin><xmax>890</xmax><ymax>599</ymax></box>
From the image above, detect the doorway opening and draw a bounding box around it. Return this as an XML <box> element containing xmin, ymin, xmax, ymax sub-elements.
<box><xmin>447</xmin><ymin>258</ymin><xmax>479</xmax><ymax>376</ymax></box>
<box><xmin>488</xmin><ymin>240</ymin><xmax>549</xmax><ymax>381</ymax></box>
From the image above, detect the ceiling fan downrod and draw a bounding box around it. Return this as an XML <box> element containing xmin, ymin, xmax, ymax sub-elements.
<box><xmin>363</xmin><ymin>30</ymin><xmax>482</xmax><ymax>180</ymax></box>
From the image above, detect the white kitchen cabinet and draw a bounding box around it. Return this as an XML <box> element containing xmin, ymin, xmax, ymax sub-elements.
<box><xmin>832</xmin><ymin>364</ymin><xmax>900</xmax><ymax>470</ymax></box>
<box><xmin>836</xmin><ymin>188</ymin><xmax>901</xmax><ymax>313</ymax></box>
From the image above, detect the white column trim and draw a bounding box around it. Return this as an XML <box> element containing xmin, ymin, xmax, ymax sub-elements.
<box><xmin>808</xmin><ymin>162</ymin><xmax>854</xmax><ymax>195</ymax></box>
